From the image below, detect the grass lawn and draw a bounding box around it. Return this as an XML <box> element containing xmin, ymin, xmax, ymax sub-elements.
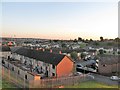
<box><xmin>80</xmin><ymin>43</ymin><xmax>86</xmax><ymax>48</ymax></box>
<box><xmin>65</xmin><ymin>81</ymin><xmax>118</xmax><ymax>88</ymax></box>
<box><xmin>0</xmin><ymin>79</ymin><xmax>17</xmax><ymax>89</ymax></box>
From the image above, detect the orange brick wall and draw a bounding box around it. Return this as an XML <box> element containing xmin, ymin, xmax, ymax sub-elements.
<box><xmin>56</xmin><ymin>56</ymin><xmax>74</xmax><ymax>77</ymax></box>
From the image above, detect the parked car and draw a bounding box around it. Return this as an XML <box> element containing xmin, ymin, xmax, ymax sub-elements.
<box><xmin>86</xmin><ymin>73</ymin><xmax>95</xmax><ymax>79</ymax></box>
<box><xmin>110</xmin><ymin>76</ymin><xmax>120</xmax><ymax>81</ymax></box>
<box><xmin>74</xmin><ymin>72</ymin><xmax>83</xmax><ymax>76</ymax></box>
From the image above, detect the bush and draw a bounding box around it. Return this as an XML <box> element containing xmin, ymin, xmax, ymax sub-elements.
<box><xmin>104</xmin><ymin>50</ymin><xmax>106</xmax><ymax>53</ymax></box>
<box><xmin>81</xmin><ymin>52</ymin><xmax>86</xmax><ymax>59</ymax></box>
<box><xmin>70</xmin><ymin>51</ymin><xmax>78</xmax><ymax>60</ymax></box>
<box><xmin>118</xmin><ymin>51</ymin><xmax>120</xmax><ymax>54</ymax></box>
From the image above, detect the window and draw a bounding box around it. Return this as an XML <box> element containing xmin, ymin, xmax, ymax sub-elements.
<box><xmin>18</xmin><ymin>70</ymin><xmax>20</xmax><ymax>75</ymax></box>
<box><xmin>52</xmin><ymin>73</ymin><xmax>55</xmax><ymax>76</ymax></box>
<box><xmin>8</xmin><ymin>56</ymin><xmax>10</xmax><ymax>60</ymax></box>
<box><xmin>12</xmin><ymin>67</ymin><xmax>14</xmax><ymax>71</ymax></box>
<box><xmin>52</xmin><ymin>65</ymin><xmax>55</xmax><ymax>69</ymax></box>
<box><xmin>2</xmin><ymin>60</ymin><xmax>4</xmax><ymax>64</ymax></box>
<box><xmin>25</xmin><ymin>75</ymin><xmax>27</xmax><ymax>80</ymax></box>
<box><xmin>103</xmin><ymin>64</ymin><xmax>106</xmax><ymax>67</ymax></box>
<box><xmin>46</xmin><ymin>67</ymin><xmax>48</xmax><ymax>70</ymax></box>
<box><xmin>41</xmin><ymin>67</ymin><xmax>42</xmax><ymax>70</ymax></box>
<box><xmin>40</xmin><ymin>67</ymin><xmax>43</xmax><ymax>73</ymax></box>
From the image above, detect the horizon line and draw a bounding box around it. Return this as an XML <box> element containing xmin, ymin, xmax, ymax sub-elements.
<box><xmin>1</xmin><ymin>36</ymin><xmax>118</xmax><ymax>41</ymax></box>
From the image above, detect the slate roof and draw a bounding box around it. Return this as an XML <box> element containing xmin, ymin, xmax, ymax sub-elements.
<box><xmin>0</xmin><ymin>46</ymin><xmax>11</xmax><ymax>52</ymax></box>
<box><xmin>99</xmin><ymin>55</ymin><xmax>120</xmax><ymax>65</ymax></box>
<box><xmin>77</xmin><ymin>60</ymin><xmax>96</xmax><ymax>67</ymax></box>
<box><xmin>45</xmin><ymin>48</ymin><xmax>85</xmax><ymax>53</ymax></box>
<box><xmin>12</xmin><ymin>47</ymin><xmax>67</xmax><ymax>65</ymax></box>
<box><xmin>10</xmin><ymin>46</ymin><xmax>22</xmax><ymax>52</ymax></box>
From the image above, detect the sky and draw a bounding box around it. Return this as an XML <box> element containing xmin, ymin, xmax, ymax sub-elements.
<box><xmin>1</xmin><ymin>1</ymin><xmax>118</xmax><ymax>40</ymax></box>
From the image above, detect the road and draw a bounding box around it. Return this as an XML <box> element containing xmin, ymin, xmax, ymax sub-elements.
<box><xmin>90</xmin><ymin>73</ymin><xmax>119</xmax><ymax>86</ymax></box>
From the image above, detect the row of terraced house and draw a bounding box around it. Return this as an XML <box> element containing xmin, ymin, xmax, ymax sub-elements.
<box><xmin>1</xmin><ymin>46</ymin><xmax>74</xmax><ymax>81</ymax></box>
<box><xmin>1</xmin><ymin>46</ymin><xmax>120</xmax><ymax>81</ymax></box>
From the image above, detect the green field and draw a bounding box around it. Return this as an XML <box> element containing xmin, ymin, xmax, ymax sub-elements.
<box><xmin>65</xmin><ymin>81</ymin><xmax>118</xmax><ymax>88</ymax></box>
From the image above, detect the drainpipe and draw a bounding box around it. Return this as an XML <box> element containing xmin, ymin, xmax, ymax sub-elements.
<box><xmin>56</xmin><ymin>65</ymin><xmax>57</xmax><ymax>78</ymax></box>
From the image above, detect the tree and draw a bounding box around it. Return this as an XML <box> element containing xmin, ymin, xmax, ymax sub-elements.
<box><xmin>118</xmin><ymin>51</ymin><xmax>120</xmax><ymax>54</ymax></box>
<box><xmin>114</xmin><ymin>37</ymin><xmax>120</xmax><ymax>42</ymax></box>
<box><xmin>53</xmin><ymin>40</ymin><xmax>59</xmax><ymax>42</ymax></box>
<box><xmin>104</xmin><ymin>50</ymin><xmax>106</xmax><ymax>53</ymax></box>
<box><xmin>49</xmin><ymin>40</ymin><xmax>52</xmax><ymax>43</ymax></box>
<box><xmin>78</xmin><ymin>37</ymin><xmax>82</xmax><ymax>41</ymax></box>
<box><xmin>70</xmin><ymin>51</ymin><xmax>78</xmax><ymax>60</ymax></box>
<box><xmin>80</xmin><ymin>52</ymin><xmax>86</xmax><ymax>59</ymax></box>
<box><xmin>36</xmin><ymin>41</ymin><xmax>40</xmax><ymax>44</ymax></box>
<box><xmin>100</xmin><ymin>36</ymin><xmax>104</xmax><ymax>41</ymax></box>
<box><xmin>73</xmin><ymin>39</ymin><xmax>77</xmax><ymax>42</ymax></box>
<box><xmin>90</xmin><ymin>39</ymin><xmax>93</xmax><ymax>42</ymax></box>
<box><xmin>99</xmin><ymin>49</ymin><xmax>104</xmax><ymax>54</ymax></box>
<box><xmin>85</xmin><ymin>39</ymin><xmax>89</xmax><ymax>43</ymax></box>
<box><xmin>107</xmin><ymin>42</ymin><xmax>113</xmax><ymax>46</ymax></box>
<box><xmin>61</xmin><ymin>43</ymin><xmax>66</xmax><ymax>48</ymax></box>
<box><xmin>93</xmin><ymin>41</ymin><xmax>99</xmax><ymax>46</ymax></box>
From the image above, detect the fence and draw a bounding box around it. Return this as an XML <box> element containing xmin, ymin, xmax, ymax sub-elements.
<box><xmin>2</xmin><ymin>66</ymin><xmax>92</xmax><ymax>88</ymax></box>
<box><xmin>2</xmin><ymin>66</ymin><xmax>29</xmax><ymax>88</ymax></box>
<box><xmin>29</xmin><ymin>75</ymin><xmax>92</xmax><ymax>88</ymax></box>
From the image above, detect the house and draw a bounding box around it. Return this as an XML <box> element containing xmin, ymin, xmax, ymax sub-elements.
<box><xmin>2</xmin><ymin>59</ymin><xmax>41</xmax><ymax>81</ymax></box>
<box><xmin>87</xmin><ymin>49</ymin><xmax>98</xmax><ymax>56</ymax></box>
<box><xmin>98</xmin><ymin>55</ymin><xmax>120</xmax><ymax>76</ymax></box>
<box><xmin>51</xmin><ymin>44</ymin><xmax>60</xmax><ymax>48</ymax></box>
<box><xmin>0</xmin><ymin>46</ymin><xmax>11</xmax><ymax>59</ymax></box>
<box><xmin>69</xmin><ymin>44</ymin><xmax>80</xmax><ymax>50</ymax></box>
<box><xmin>11</xmin><ymin>47</ymin><xmax>74</xmax><ymax>78</ymax></box>
<box><xmin>103</xmin><ymin>48</ymin><xmax>113</xmax><ymax>54</ymax></box>
<box><xmin>76</xmin><ymin>60</ymin><xmax>97</xmax><ymax>73</ymax></box>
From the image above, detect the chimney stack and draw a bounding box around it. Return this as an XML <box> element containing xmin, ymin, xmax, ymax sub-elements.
<box><xmin>36</xmin><ymin>48</ymin><xmax>39</xmax><ymax>50</ymax></box>
<box><xmin>50</xmin><ymin>49</ymin><xmax>52</xmax><ymax>53</ymax></box>
<box><xmin>42</xmin><ymin>48</ymin><xmax>45</xmax><ymax>52</ymax></box>
<box><xmin>59</xmin><ymin>51</ymin><xmax>62</xmax><ymax>54</ymax></box>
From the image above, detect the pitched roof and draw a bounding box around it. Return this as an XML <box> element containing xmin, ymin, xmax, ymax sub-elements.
<box><xmin>44</xmin><ymin>48</ymin><xmax>85</xmax><ymax>53</ymax></box>
<box><xmin>99</xmin><ymin>55</ymin><xmax>120</xmax><ymax>65</ymax></box>
<box><xmin>12</xmin><ymin>47</ymin><xmax>67</xmax><ymax>65</ymax></box>
<box><xmin>0</xmin><ymin>46</ymin><xmax>11</xmax><ymax>52</ymax></box>
<box><xmin>10</xmin><ymin>46</ymin><xmax>22</xmax><ymax>52</ymax></box>
<box><xmin>77</xmin><ymin>60</ymin><xmax>96</xmax><ymax>67</ymax></box>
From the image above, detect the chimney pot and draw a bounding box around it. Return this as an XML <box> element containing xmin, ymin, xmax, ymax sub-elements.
<box><xmin>50</xmin><ymin>49</ymin><xmax>52</xmax><ymax>53</ymax></box>
<box><xmin>36</xmin><ymin>48</ymin><xmax>38</xmax><ymax>50</ymax></box>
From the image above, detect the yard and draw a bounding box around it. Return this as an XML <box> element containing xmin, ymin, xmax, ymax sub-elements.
<box><xmin>65</xmin><ymin>81</ymin><xmax>118</xmax><ymax>88</ymax></box>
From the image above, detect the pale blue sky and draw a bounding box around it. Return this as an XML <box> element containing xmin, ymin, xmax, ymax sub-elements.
<box><xmin>2</xmin><ymin>2</ymin><xmax>118</xmax><ymax>40</ymax></box>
